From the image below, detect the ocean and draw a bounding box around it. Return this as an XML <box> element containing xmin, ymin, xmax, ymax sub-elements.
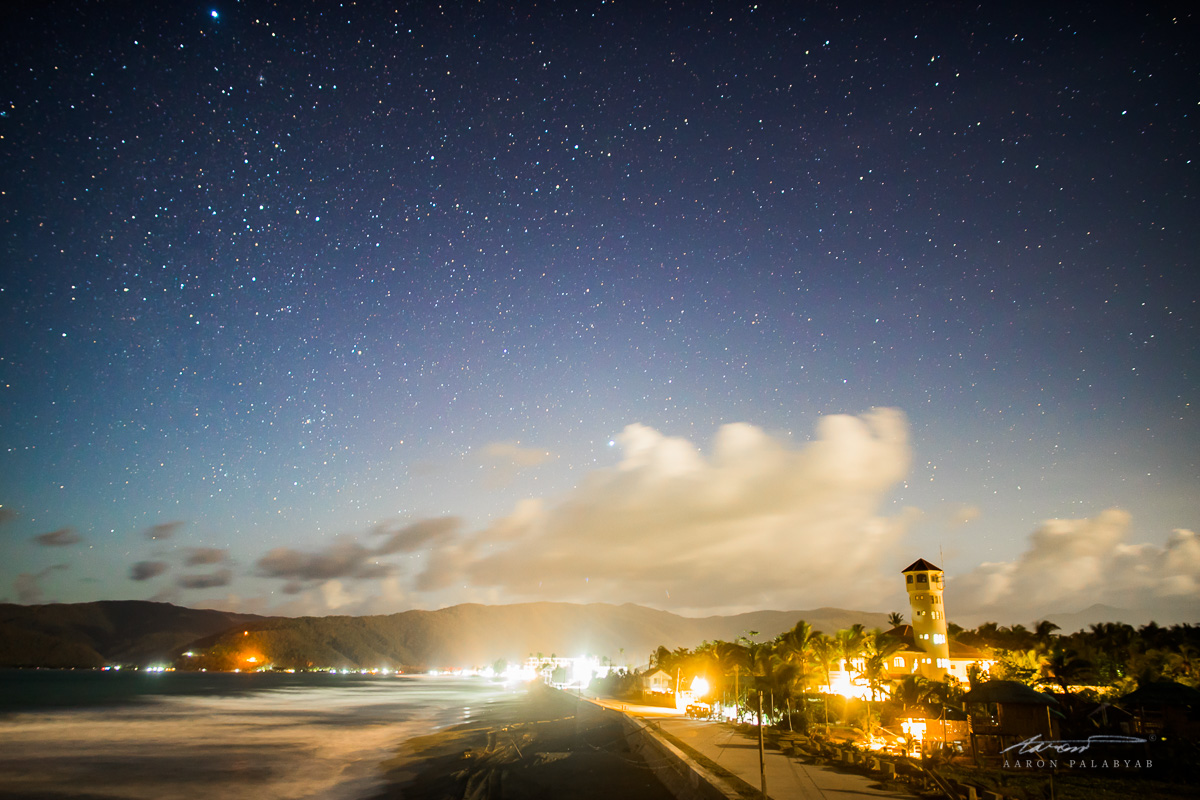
<box><xmin>0</xmin><ymin>670</ymin><xmax>520</xmax><ymax>799</ymax></box>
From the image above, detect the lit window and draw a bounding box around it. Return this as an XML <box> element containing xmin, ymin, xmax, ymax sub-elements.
<box><xmin>893</xmin><ymin>656</ymin><xmax>904</xmax><ymax>667</ymax></box>
<box><xmin>937</xmin><ymin>658</ymin><xmax>950</xmax><ymax>668</ymax></box>
<box><xmin>933</xmin><ymin>634</ymin><xmax>946</xmax><ymax>645</ymax></box>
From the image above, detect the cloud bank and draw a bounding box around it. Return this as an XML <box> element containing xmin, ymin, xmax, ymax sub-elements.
<box><xmin>177</xmin><ymin>569</ymin><xmax>232</xmax><ymax>589</ymax></box>
<box><xmin>13</xmin><ymin>564</ymin><xmax>69</xmax><ymax>603</ymax></box>
<box><xmin>480</xmin><ymin>441</ymin><xmax>554</xmax><ymax>487</ymax></box>
<box><xmin>952</xmin><ymin>508</ymin><xmax>1200</xmax><ymax>620</ymax></box>
<box><xmin>144</xmin><ymin>521</ymin><xmax>185</xmax><ymax>540</ymax></box>
<box><xmin>33</xmin><ymin>528</ymin><xmax>82</xmax><ymax>547</ymax></box>
<box><xmin>130</xmin><ymin>561</ymin><xmax>169</xmax><ymax>582</ymax></box>
<box><xmin>414</xmin><ymin>409</ymin><xmax>915</xmax><ymax>612</ymax></box>
<box><xmin>184</xmin><ymin>547</ymin><xmax>228</xmax><ymax>566</ymax></box>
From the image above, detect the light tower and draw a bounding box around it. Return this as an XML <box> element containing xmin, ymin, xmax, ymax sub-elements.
<box><xmin>903</xmin><ymin>558</ymin><xmax>949</xmax><ymax>679</ymax></box>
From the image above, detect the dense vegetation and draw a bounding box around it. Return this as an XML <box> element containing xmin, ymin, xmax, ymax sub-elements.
<box><xmin>617</xmin><ymin>618</ymin><xmax>1200</xmax><ymax>736</ymax></box>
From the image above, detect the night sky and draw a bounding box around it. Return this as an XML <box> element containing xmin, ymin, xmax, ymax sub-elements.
<box><xmin>2</xmin><ymin>1</ymin><xmax>1197</xmax><ymax>625</ymax></box>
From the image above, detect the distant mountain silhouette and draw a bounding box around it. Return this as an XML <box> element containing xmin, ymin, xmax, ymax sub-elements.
<box><xmin>0</xmin><ymin>600</ymin><xmax>889</xmax><ymax>670</ymax></box>
<box><xmin>0</xmin><ymin>600</ymin><xmax>261</xmax><ymax>668</ymax></box>
<box><xmin>192</xmin><ymin>602</ymin><xmax>894</xmax><ymax>670</ymax></box>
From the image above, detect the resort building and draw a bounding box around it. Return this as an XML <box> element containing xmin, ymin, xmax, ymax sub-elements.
<box><xmin>821</xmin><ymin>558</ymin><xmax>994</xmax><ymax>698</ymax></box>
<box><xmin>904</xmin><ymin>558</ymin><xmax>951</xmax><ymax>679</ymax></box>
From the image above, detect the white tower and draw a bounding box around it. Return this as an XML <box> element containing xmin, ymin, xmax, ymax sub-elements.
<box><xmin>904</xmin><ymin>558</ymin><xmax>949</xmax><ymax>679</ymax></box>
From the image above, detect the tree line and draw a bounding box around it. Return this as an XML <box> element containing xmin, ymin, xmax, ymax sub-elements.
<box><xmin>604</xmin><ymin>617</ymin><xmax>1200</xmax><ymax>731</ymax></box>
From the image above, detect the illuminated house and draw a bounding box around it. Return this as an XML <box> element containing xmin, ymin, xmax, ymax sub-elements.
<box><xmin>823</xmin><ymin>559</ymin><xmax>994</xmax><ymax>698</ymax></box>
<box><xmin>895</xmin><ymin>558</ymin><xmax>993</xmax><ymax>682</ymax></box>
<box><xmin>881</xmin><ymin>626</ymin><xmax>993</xmax><ymax>684</ymax></box>
<box><xmin>643</xmin><ymin>668</ymin><xmax>674</xmax><ymax>694</ymax></box>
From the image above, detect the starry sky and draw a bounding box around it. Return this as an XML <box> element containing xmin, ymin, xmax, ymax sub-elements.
<box><xmin>2</xmin><ymin>1</ymin><xmax>1197</xmax><ymax>625</ymax></box>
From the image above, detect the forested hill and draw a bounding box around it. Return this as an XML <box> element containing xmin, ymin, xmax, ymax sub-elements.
<box><xmin>0</xmin><ymin>600</ymin><xmax>889</xmax><ymax>670</ymax></box>
<box><xmin>0</xmin><ymin>600</ymin><xmax>262</xmax><ymax>668</ymax></box>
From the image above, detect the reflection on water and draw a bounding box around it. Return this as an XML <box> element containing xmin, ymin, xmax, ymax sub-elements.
<box><xmin>0</xmin><ymin>673</ymin><xmax>518</xmax><ymax>799</ymax></box>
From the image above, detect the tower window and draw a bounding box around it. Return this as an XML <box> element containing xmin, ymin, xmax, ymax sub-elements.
<box><xmin>917</xmin><ymin>574</ymin><xmax>928</xmax><ymax>583</ymax></box>
<box><xmin>906</xmin><ymin>575</ymin><xmax>913</xmax><ymax>584</ymax></box>
<box><xmin>933</xmin><ymin>634</ymin><xmax>946</xmax><ymax>644</ymax></box>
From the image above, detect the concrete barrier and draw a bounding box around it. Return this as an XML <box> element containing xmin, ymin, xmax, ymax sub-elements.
<box><xmin>614</xmin><ymin>715</ymin><xmax>743</xmax><ymax>800</ymax></box>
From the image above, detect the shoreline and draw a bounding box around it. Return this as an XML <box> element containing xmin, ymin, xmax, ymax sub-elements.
<box><xmin>372</xmin><ymin>683</ymin><xmax>676</xmax><ymax>800</ymax></box>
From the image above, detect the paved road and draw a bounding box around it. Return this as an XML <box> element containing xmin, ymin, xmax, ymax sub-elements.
<box><xmin>655</xmin><ymin>717</ymin><xmax>913</xmax><ymax>800</ymax></box>
<box><xmin>588</xmin><ymin>696</ymin><xmax>911</xmax><ymax>800</ymax></box>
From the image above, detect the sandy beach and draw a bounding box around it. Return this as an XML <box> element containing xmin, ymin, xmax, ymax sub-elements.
<box><xmin>373</xmin><ymin>683</ymin><xmax>676</xmax><ymax>800</ymax></box>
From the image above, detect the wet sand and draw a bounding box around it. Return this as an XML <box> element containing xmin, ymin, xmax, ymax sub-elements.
<box><xmin>374</xmin><ymin>683</ymin><xmax>676</xmax><ymax>800</ymax></box>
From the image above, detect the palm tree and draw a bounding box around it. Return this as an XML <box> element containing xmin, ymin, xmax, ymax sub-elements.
<box><xmin>1165</xmin><ymin>643</ymin><xmax>1199</xmax><ymax>685</ymax></box>
<box><xmin>811</xmin><ymin>633</ymin><xmax>839</xmax><ymax>694</ymax></box>
<box><xmin>1045</xmin><ymin>643</ymin><xmax>1092</xmax><ymax>694</ymax></box>
<box><xmin>776</xmin><ymin>620</ymin><xmax>817</xmax><ymax>693</ymax></box>
<box><xmin>856</xmin><ymin>631</ymin><xmax>905</xmax><ymax>737</ymax></box>
<box><xmin>809</xmin><ymin>634</ymin><xmax>840</xmax><ymax>731</ymax></box>
<box><xmin>1087</xmin><ymin>622</ymin><xmax>1138</xmax><ymax>686</ymax></box>
<box><xmin>891</xmin><ymin>674</ymin><xmax>934</xmax><ymax>718</ymax></box>
<box><xmin>713</xmin><ymin>640</ymin><xmax>751</xmax><ymax>715</ymax></box>
<box><xmin>1033</xmin><ymin>619</ymin><xmax>1060</xmax><ymax>648</ymax></box>
<box><xmin>836</xmin><ymin>624</ymin><xmax>868</xmax><ymax>676</ymax></box>
<box><xmin>887</xmin><ymin>611</ymin><xmax>906</xmax><ymax>627</ymax></box>
<box><xmin>860</xmin><ymin>633</ymin><xmax>904</xmax><ymax>702</ymax></box>
<box><xmin>997</xmin><ymin>648</ymin><xmax>1043</xmax><ymax>685</ymax></box>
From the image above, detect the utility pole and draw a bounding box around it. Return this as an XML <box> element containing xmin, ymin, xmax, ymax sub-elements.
<box><xmin>758</xmin><ymin>691</ymin><xmax>767</xmax><ymax>799</ymax></box>
<box><xmin>734</xmin><ymin>665</ymin><xmax>740</xmax><ymax>721</ymax></box>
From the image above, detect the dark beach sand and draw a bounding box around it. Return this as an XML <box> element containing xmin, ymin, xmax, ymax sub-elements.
<box><xmin>373</xmin><ymin>683</ymin><xmax>676</xmax><ymax>800</ymax></box>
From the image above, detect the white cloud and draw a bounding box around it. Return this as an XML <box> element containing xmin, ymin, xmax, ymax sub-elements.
<box><xmin>320</xmin><ymin>579</ymin><xmax>359</xmax><ymax>610</ymax></box>
<box><xmin>949</xmin><ymin>504</ymin><xmax>981</xmax><ymax>526</ymax></box>
<box><xmin>953</xmin><ymin>509</ymin><xmax>1200</xmax><ymax>618</ymax></box>
<box><xmin>414</xmin><ymin>408</ymin><xmax>915</xmax><ymax>613</ymax></box>
<box><xmin>479</xmin><ymin>440</ymin><xmax>554</xmax><ymax>488</ymax></box>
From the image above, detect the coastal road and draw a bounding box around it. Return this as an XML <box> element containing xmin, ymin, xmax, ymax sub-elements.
<box><xmin>587</xmin><ymin>696</ymin><xmax>910</xmax><ymax>800</ymax></box>
<box><xmin>655</xmin><ymin>717</ymin><xmax>912</xmax><ymax>800</ymax></box>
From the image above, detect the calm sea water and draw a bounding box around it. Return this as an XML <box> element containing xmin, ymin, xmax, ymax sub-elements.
<box><xmin>0</xmin><ymin>670</ymin><xmax>520</xmax><ymax>799</ymax></box>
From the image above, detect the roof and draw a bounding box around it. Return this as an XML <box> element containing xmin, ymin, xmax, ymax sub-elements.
<box><xmin>882</xmin><ymin>625</ymin><xmax>992</xmax><ymax>661</ymax></box>
<box><xmin>963</xmin><ymin>680</ymin><xmax>1059</xmax><ymax>706</ymax></box>
<box><xmin>901</xmin><ymin>558</ymin><xmax>941</xmax><ymax>573</ymax></box>
<box><xmin>1118</xmin><ymin>681</ymin><xmax>1200</xmax><ymax>708</ymax></box>
<box><xmin>948</xmin><ymin>640</ymin><xmax>991</xmax><ymax>660</ymax></box>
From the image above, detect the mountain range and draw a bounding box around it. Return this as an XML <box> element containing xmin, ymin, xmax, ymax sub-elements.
<box><xmin>0</xmin><ymin>599</ymin><xmax>1172</xmax><ymax>671</ymax></box>
<box><xmin>0</xmin><ymin>600</ymin><xmax>887</xmax><ymax>670</ymax></box>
